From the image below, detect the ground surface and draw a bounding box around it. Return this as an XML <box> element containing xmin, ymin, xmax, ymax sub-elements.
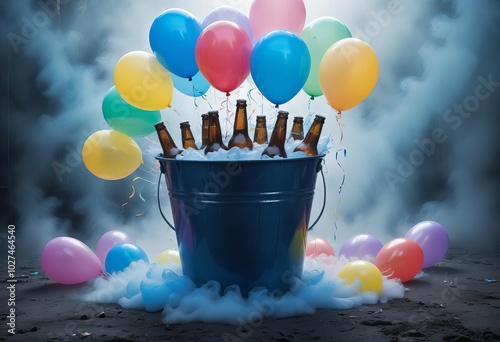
<box><xmin>1</xmin><ymin>248</ymin><xmax>499</xmax><ymax>341</ymax></box>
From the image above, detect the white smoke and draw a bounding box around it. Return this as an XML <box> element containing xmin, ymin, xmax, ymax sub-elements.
<box><xmin>2</xmin><ymin>1</ymin><xmax>499</xmax><ymax>267</ymax></box>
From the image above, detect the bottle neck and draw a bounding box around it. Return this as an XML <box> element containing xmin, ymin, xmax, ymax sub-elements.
<box><xmin>268</xmin><ymin>116</ymin><xmax>287</xmax><ymax>147</ymax></box>
<box><xmin>290</xmin><ymin>120</ymin><xmax>304</xmax><ymax>140</ymax></box>
<box><xmin>233</xmin><ymin>105</ymin><xmax>249</xmax><ymax>134</ymax></box>
<box><xmin>201</xmin><ymin>115</ymin><xmax>209</xmax><ymax>147</ymax></box>
<box><xmin>303</xmin><ymin>119</ymin><xmax>324</xmax><ymax>146</ymax></box>
<box><xmin>205</xmin><ymin>113</ymin><xmax>228</xmax><ymax>153</ymax></box>
<box><xmin>208</xmin><ymin>115</ymin><xmax>224</xmax><ymax>144</ymax></box>
<box><xmin>155</xmin><ymin>123</ymin><xmax>181</xmax><ymax>158</ymax></box>
<box><xmin>181</xmin><ymin>124</ymin><xmax>197</xmax><ymax>149</ymax></box>
<box><xmin>253</xmin><ymin>118</ymin><xmax>268</xmax><ymax>144</ymax></box>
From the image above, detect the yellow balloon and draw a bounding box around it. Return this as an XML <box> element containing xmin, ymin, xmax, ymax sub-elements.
<box><xmin>82</xmin><ymin>130</ymin><xmax>142</xmax><ymax>180</ymax></box>
<box><xmin>319</xmin><ymin>38</ymin><xmax>379</xmax><ymax>112</ymax></box>
<box><xmin>154</xmin><ymin>249</ymin><xmax>181</xmax><ymax>266</ymax></box>
<box><xmin>337</xmin><ymin>260</ymin><xmax>383</xmax><ymax>293</ymax></box>
<box><xmin>114</xmin><ymin>51</ymin><xmax>173</xmax><ymax>111</ymax></box>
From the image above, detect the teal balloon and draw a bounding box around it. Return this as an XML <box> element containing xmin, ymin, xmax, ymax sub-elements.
<box><xmin>250</xmin><ymin>30</ymin><xmax>311</xmax><ymax>105</ymax></box>
<box><xmin>102</xmin><ymin>86</ymin><xmax>161</xmax><ymax>137</ymax></box>
<box><xmin>105</xmin><ymin>243</ymin><xmax>149</xmax><ymax>274</ymax></box>
<box><xmin>171</xmin><ymin>71</ymin><xmax>210</xmax><ymax>97</ymax></box>
<box><xmin>301</xmin><ymin>17</ymin><xmax>351</xmax><ymax>98</ymax></box>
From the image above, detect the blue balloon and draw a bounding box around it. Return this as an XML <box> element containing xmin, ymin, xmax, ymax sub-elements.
<box><xmin>149</xmin><ymin>9</ymin><xmax>202</xmax><ymax>78</ymax></box>
<box><xmin>105</xmin><ymin>243</ymin><xmax>149</xmax><ymax>274</ymax></box>
<box><xmin>171</xmin><ymin>71</ymin><xmax>210</xmax><ymax>97</ymax></box>
<box><xmin>250</xmin><ymin>30</ymin><xmax>311</xmax><ymax>105</ymax></box>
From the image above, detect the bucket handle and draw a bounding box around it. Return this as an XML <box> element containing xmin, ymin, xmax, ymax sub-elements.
<box><xmin>156</xmin><ymin>160</ymin><xmax>327</xmax><ymax>232</ymax></box>
<box><xmin>157</xmin><ymin>171</ymin><xmax>176</xmax><ymax>231</ymax></box>
<box><xmin>308</xmin><ymin>164</ymin><xmax>326</xmax><ymax>231</ymax></box>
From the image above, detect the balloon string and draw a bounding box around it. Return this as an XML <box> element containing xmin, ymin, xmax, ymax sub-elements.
<box><xmin>220</xmin><ymin>95</ymin><xmax>230</xmax><ymax>139</ymax></box>
<box><xmin>189</xmin><ymin>78</ymin><xmax>199</xmax><ymax>111</ymax></box>
<box><xmin>171</xmin><ymin>107</ymin><xmax>182</xmax><ymax>117</ymax></box>
<box><xmin>247</xmin><ymin>83</ymin><xmax>256</xmax><ymax>105</ymax></box>
<box><xmin>261</xmin><ymin>93</ymin><xmax>264</xmax><ymax>116</ymax></box>
<box><xmin>201</xmin><ymin>94</ymin><xmax>212</xmax><ymax>110</ymax></box>
<box><xmin>333</xmin><ymin>112</ymin><xmax>346</xmax><ymax>242</ymax></box>
<box><xmin>193</xmin><ymin>96</ymin><xmax>199</xmax><ymax>111</ymax></box>
<box><xmin>246</xmin><ymin>82</ymin><xmax>257</xmax><ymax>125</ymax></box>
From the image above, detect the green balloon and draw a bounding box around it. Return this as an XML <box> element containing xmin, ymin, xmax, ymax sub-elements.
<box><xmin>301</xmin><ymin>17</ymin><xmax>351</xmax><ymax>98</ymax></box>
<box><xmin>102</xmin><ymin>86</ymin><xmax>161</xmax><ymax>137</ymax></box>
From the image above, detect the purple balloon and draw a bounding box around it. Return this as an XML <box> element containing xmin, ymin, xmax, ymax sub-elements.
<box><xmin>202</xmin><ymin>6</ymin><xmax>254</xmax><ymax>43</ymax></box>
<box><xmin>96</xmin><ymin>230</ymin><xmax>134</xmax><ymax>271</ymax></box>
<box><xmin>339</xmin><ymin>234</ymin><xmax>383</xmax><ymax>260</ymax></box>
<box><xmin>406</xmin><ymin>221</ymin><xmax>449</xmax><ymax>268</ymax></box>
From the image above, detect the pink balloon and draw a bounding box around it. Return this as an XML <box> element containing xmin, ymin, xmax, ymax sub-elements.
<box><xmin>41</xmin><ymin>237</ymin><xmax>102</xmax><ymax>285</ymax></box>
<box><xmin>96</xmin><ymin>230</ymin><xmax>134</xmax><ymax>268</ymax></box>
<box><xmin>305</xmin><ymin>237</ymin><xmax>335</xmax><ymax>257</ymax></box>
<box><xmin>202</xmin><ymin>6</ymin><xmax>254</xmax><ymax>43</ymax></box>
<box><xmin>195</xmin><ymin>21</ymin><xmax>252</xmax><ymax>94</ymax></box>
<box><xmin>249</xmin><ymin>0</ymin><xmax>306</xmax><ymax>40</ymax></box>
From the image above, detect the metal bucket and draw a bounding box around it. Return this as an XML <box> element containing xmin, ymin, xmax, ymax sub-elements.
<box><xmin>155</xmin><ymin>154</ymin><xmax>326</xmax><ymax>295</ymax></box>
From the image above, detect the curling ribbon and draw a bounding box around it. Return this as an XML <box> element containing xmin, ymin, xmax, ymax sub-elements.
<box><xmin>121</xmin><ymin>177</ymin><xmax>155</xmax><ymax>216</ymax></box>
<box><xmin>332</xmin><ymin>111</ymin><xmax>346</xmax><ymax>242</ymax></box>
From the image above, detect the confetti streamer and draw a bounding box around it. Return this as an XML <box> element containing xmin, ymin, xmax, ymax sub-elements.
<box><xmin>121</xmin><ymin>177</ymin><xmax>155</xmax><ymax>216</ymax></box>
<box><xmin>332</xmin><ymin>111</ymin><xmax>346</xmax><ymax>242</ymax></box>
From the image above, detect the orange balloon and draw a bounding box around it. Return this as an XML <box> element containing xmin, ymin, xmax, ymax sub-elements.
<box><xmin>305</xmin><ymin>237</ymin><xmax>335</xmax><ymax>257</ymax></box>
<box><xmin>319</xmin><ymin>38</ymin><xmax>379</xmax><ymax>112</ymax></box>
<box><xmin>374</xmin><ymin>238</ymin><xmax>424</xmax><ymax>282</ymax></box>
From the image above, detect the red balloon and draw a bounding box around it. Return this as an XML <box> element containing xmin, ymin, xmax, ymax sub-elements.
<box><xmin>374</xmin><ymin>238</ymin><xmax>424</xmax><ymax>282</ymax></box>
<box><xmin>305</xmin><ymin>237</ymin><xmax>335</xmax><ymax>257</ymax></box>
<box><xmin>195</xmin><ymin>21</ymin><xmax>252</xmax><ymax>94</ymax></box>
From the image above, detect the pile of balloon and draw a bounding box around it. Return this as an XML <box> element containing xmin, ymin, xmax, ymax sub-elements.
<box><xmin>40</xmin><ymin>221</ymin><xmax>448</xmax><ymax>293</ymax></box>
<box><xmin>81</xmin><ymin>0</ymin><xmax>379</xmax><ymax>181</ymax></box>
<box><xmin>307</xmin><ymin>221</ymin><xmax>449</xmax><ymax>292</ymax></box>
<box><xmin>40</xmin><ymin>230</ymin><xmax>180</xmax><ymax>285</ymax></box>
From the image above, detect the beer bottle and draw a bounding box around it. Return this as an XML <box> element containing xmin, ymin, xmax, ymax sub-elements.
<box><xmin>204</xmin><ymin>110</ymin><xmax>228</xmax><ymax>154</ymax></box>
<box><xmin>289</xmin><ymin>116</ymin><xmax>304</xmax><ymax>141</ymax></box>
<box><xmin>200</xmin><ymin>113</ymin><xmax>209</xmax><ymax>149</ymax></box>
<box><xmin>180</xmin><ymin>121</ymin><xmax>198</xmax><ymax>149</ymax></box>
<box><xmin>261</xmin><ymin>111</ymin><xmax>288</xmax><ymax>158</ymax></box>
<box><xmin>154</xmin><ymin>121</ymin><xmax>183</xmax><ymax>158</ymax></box>
<box><xmin>253</xmin><ymin>115</ymin><xmax>268</xmax><ymax>144</ymax></box>
<box><xmin>228</xmin><ymin>99</ymin><xmax>253</xmax><ymax>150</ymax></box>
<box><xmin>293</xmin><ymin>115</ymin><xmax>326</xmax><ymax>156</ymax></box>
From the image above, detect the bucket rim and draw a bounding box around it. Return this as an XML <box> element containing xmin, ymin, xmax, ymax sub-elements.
<box><xmin>154</xmin><ymin>153</ymin><xmax>326</xmax><ymax>164</ymax></box>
